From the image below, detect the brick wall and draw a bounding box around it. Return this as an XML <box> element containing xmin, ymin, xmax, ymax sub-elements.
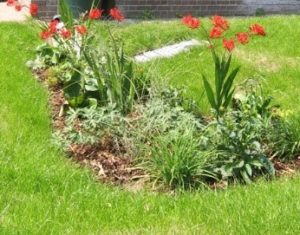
<box><xmin>36</xmin><ymin>0</ymin><xmax>300</xmax><ymax>19</ymax></box>
<box><xmin>33</xmin><ymin>0</ymin><xmax>58</xmax><ymax>19</ymax></box>
<box><xmin>116</xmin><ymin>0</ymin><xmax>300</xmax><ymax>18</ymax></box>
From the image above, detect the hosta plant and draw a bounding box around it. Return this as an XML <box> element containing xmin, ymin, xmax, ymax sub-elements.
<box><xmin>182</xmin><ymin>15</ymin><xmax>266</xmax><ymax>116</ymax></box>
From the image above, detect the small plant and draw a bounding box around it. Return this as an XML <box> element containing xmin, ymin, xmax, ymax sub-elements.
<box><xmin>200</xmin><ymin>92</ymin><xmax>275</xmax><ymax>183</ymax></box>
<box><xmin>146</xmin><ymin>130</ymin><xmax>213</xmax><ymax>190</ymax></box>
<box><xmin>58</xmin><ymin>104</ymin><xmax>126</xmax><ymax>146</ymax></box>
<box><xmin>182</xmin><ymin>15</ymin><xmax>266</xmax><ymax>116</ymax></box>
<box><xmin>131</xmin><ymin>88</ymin><xmax>203</xmax><ymax>141</ymax></box>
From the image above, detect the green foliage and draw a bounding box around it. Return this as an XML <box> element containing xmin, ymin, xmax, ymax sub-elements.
<box><xmin>199</xmin><ymin>91</ymin><xmax>300</xmax><ymax>184</ymax></box>
<box><xmin>27</xmin><ymin>43</ymin><xmax>67</xmax><ymax>69</ymax></box>
<box><xmin>255</xmin><ymin>8</ymin><xmax>266</xmax><ymax>16</ymax></box>
<box><xmin>148</xmin><ymin>131</ymin><xmax>213</xmax><ymax>190</ymax></box>
<box><xmin>201</xmin><ymin>114</ymin><xmax>275</xmax><ymax>184</ymax></box>
<box><xmin>103</xmin><ymin>44</ymin><xmax>144</xmax><ymax>114</ymax></box>
<box><xmin>79</xmin><ymin>42</ymin><xmax>147</xmax><ymax>113</ymax></box>
<box><xmin>202</xmin><ymin>53</ymin><xmax>240</xmax><ymax>116</ymax></box>
<box><xmin>58</xmin><ymin>0</ymin><xmax>74</xmax><ymax>28</ymax></box>
<box><xmin>264</xmin><ymin>117</ymin><xmax>300</xmax><ymax>160</ymax></box>
<box><xmin>132</xmin><ymin>88</ymin><xmax>203</xmax><ymax>140</ymax></box>
<box><xmin>140</xmin><ymin>10</ymin><xmax>155</xmax><ymax>20</ymax></box>
<box><xmin>57</xmin><ymin>105</ymin><xmax>125</xmax><ymax>146</ymax></box>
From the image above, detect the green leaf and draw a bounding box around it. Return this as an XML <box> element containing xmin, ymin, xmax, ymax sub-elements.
<box><xmin>241</xmin><ymin>170</ymin><xmax>252</xmax><ymax>184</ymax></box>
<box><xmin>63</xmin><ymin>71</ymin><xmax>82</xmax><ymax>99</ymax></box>
<box><xmin>245</xmin><ymin>164</ymin><xmax>253</xmax><ymax>177</ymax></box>
<box><xmin>215</xmin><ymin>55</ymin><xmax>222</xmax><ymax>104</ymax></box>
<box><xmin>223</xmin><ymin>89</ymin><xmax>235</xmax><ymax>108</ymax></box>
<box><xmin>58</xmin><ymin>0</ymin><xmax>74</xmax><ymax>28</ymax></box>
<box><xmin>222</xmin><ymin>66</ymin><xmax>240</xmax><ymax>99</ymax></box>
<box><xmin>202</xmin><ymin>75</ymin><xmax>217</xmax><ymax>110</ymax></box>
<box><xmin>259</xmin><ymin>156</ymin><xmax>275</xmax><ymax>176</ymax></box>
<box><xmin>222</xmin><ymin>55</ymin><xmax>232</xmax><ymax>79</ymax></box>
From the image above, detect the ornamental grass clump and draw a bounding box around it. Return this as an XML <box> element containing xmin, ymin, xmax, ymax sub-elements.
<box><xmin>182</xmin><ymin>15</ymin><xmax>266</xmax><ymax>116</ymax></box>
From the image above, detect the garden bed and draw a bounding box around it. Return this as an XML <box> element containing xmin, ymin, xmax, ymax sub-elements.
<box><xmin>34</xmin><ymin>60</ymin><xmax>300</xmax><ymax>191</ymax></box>
<box><xmin>16</xmin><ymin>0</ymin><xmax>300</xmax><ymax>191</ymax></box>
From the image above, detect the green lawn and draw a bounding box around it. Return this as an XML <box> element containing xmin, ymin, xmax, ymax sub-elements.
<box><xmin>1</xmin><ymin>18</ymin><xmax>300</xmax><ymax>234</ymax></box>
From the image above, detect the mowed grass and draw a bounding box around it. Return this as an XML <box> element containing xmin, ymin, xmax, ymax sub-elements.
<box><xmin>1</xmin><ymin>18</ymin><xmax>300</xmax><ymax>234</ymax></box>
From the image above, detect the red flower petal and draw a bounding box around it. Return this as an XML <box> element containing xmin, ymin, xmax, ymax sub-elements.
<box><xmin>236</xmin><ymin>32</ymin><xmax>249</xmax><ymax>44</ymax></box>
<box><xmin>29</xmin><ymin>3</ymin><xmax>38</xmax><ymax>16</ymax></box>
<box><xmin>182</xmin><ymin>15</ymin><xmax>200</xmax><ymax>29</ymax></box>
<box><xmin>223</xmin><ymin>38</ymin><xmax>235</xmax><ymax>52</ymax></box>
<box><xmin>110</xmin><ymin>7</ymin><xmax>124</xmax><ymax>21</ymax></box>
<box><xmin>89</xmin><ymin>8</ymin><xmax>103</xmax><ymax>20</ymax></box>
<box><xmin>250</xmin><ymin>23</ymin><xmax>266</xmax><ymax>36</ymax></box>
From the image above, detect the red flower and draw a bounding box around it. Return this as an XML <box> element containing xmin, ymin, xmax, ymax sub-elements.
<box><xmin>40</xmin><ymin>30</ymin><xmax>52</xmax><ymax>40</ymax></box>
<box><xmin>223</xmin><ymin>38</ymin><xmax>235</xmax><ymax>52</ymax></box>
<box><xmin>48</xmin><ymin>20</ymin><xmax>59</xmax><ymax>34</ymax></box>
<box><xmin>60</xmin><ymin>29</ymin><xmax>72</xmax><ymax>39</ymax></box>
<box><xmin>209</xmin><ymin>27</ymin><xmax>223</xmax><ymax>39</ymax></box>
<box><xmin>182</xmin><ymin>15</ymin><xmax>200</xmax><ymax>29</ymax></box>
<box><xmin>182</xmin><ymin>15</ymin><xmax>192</xmax><ymax>24</ymax></box>
<box><xmin>15</xmin><ymin>3</ymin><xmax>22</xmax><ymax>11</ymax></box>
<box><xmin>29</xmin><ymin>3</ymin><xmax>38</xmax><ymax>16</ymax></box>
<box><xmin>212</xmin><ymin>15</ymin><xmax>229</xmax><ymax>30</ymax></box>
<box><xmin>89</xmin><ymin>8</ymin><xmax>103</xmax><ymax>20</ymax></box>
<box><xmin>6</xmin><ymin>0</ymin><xmax>14</xmax><ymax>6</ymax></box>
<box><xmin>110</xmin><ymin>7</ymin><xmax>124</xmax><ymax>21</ymax></box>
<box><xmin>250</xmin><ymin>23</ymin><xmax>266</xmax><ymax>36</ymax></box>
<box><xmin>75</xmin><ymin>25</ymin><xmax>88</xmax><ymax>35</ymax></box>
<box><xmin>236</xmin><ymin>32</ymin><xmax>249</xmax><ymax>44</ymax></box>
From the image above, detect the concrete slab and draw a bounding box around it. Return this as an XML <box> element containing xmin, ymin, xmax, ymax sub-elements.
<box><xmin>0</xmin><ymin>2</ymin><xmax>30</xmax><ymax>22</ymax></box>
<box><xmin>134</xmin><ymin>39</ymin><xmax>207</xmax><ymax>63</ymax></box>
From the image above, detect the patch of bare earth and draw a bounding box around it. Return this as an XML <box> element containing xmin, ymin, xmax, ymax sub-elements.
<box><xmin>274</xmin><ymin>157</ymin><xmax>300</xmax><ymax>177</ymax></box>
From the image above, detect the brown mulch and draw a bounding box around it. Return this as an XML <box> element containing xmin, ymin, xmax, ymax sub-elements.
<box><xmin>34</xmin><ymin>68</ymin><xmax>144</xmax><ymax>186</ymax></box>
<box><xmin>274</xmin><ymin>157</ymin><xmax>300</xmax><ymax>176</ymax></box>
<box><xmin>69</xmin><ymin>143</ymin><xmax>145</xmax><ymax>184</ymax></box>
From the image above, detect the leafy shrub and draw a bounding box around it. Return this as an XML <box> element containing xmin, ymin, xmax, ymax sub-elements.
<box><xmin>198</xmin><ymin>91</ymin><xmax>300</xmax><ymax>184</ymax></box>
<box><xmin>200</xmin><ymin>109</ymin><xmax>275</xmax><ymax>184</ymax></box>
<box><xmin>27</xmin><ymin>43</ymin><xmax>67</xmax><ymax>70</ymax></box>
<box><xmin>130</xmin><ymin>88</ymin><xmax>203</xmax><ymax>141</ymax></box>
<box><xmin>57</xmin><ymin>104</ymin><xmax>126</xmax><ymax>146</ymax></box>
